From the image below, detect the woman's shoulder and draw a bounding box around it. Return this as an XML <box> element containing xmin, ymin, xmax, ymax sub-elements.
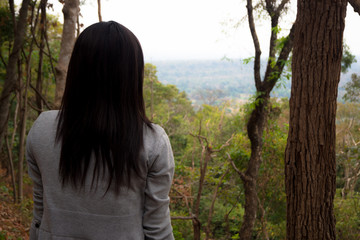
<box><xmin>36</xmin><ymin>110</ymin><xmax>59</xmax><ymax>122</ymax></box>
<box><xmin>28</xmin><ymin>110</ymin><xmax>59</xmax><ymax>140</ymax></box>
<box><xmin>143</xmin><ymin>123</ymin><xmax>171</xmax><ymax>156</ymax></box>
<box><xmin>144</xmin><ymin>123</ymin><xmax>168</xmax><ymax>142</ymax></box>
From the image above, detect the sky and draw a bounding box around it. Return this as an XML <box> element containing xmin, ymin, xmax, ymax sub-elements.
<box><xmin>43</xmin><ymin>0</ymin><xmax>360</xmax><ymax>61</ymax></box>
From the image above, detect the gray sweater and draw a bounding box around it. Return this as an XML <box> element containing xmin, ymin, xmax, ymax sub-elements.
<box><xmin>26</xmin><ymin>111</ymin><xmax>175</xmax><ymax>240</ymax></box>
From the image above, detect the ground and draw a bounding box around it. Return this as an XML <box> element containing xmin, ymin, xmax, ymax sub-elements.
<box><xmin>0</xmin><ymin>167</ymin><xmax>31</xmax><ymax>240</ymax></box>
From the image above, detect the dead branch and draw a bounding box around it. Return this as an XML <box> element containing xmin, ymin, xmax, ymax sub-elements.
<box><xmin>173</xmin><ymin>188</ymin><xmax>193</xmax><ymax>217</ymax></box>
<box><xmin>211</xmin><ymin>134</ymin><xmax>234</xmax><ymax>152</ymax></box>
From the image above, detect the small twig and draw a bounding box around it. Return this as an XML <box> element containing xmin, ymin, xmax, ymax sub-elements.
<box><xmin>44</xmin><ymin>25</ymin><xmax>57</xmax><ymax>81</ymax></box>
<box><xmin>226</xmin><ymin>152</ymin><xmax>252</xmax><ymax>182</ymax></box>
<box><xmin>28</xmin><ymin>101</ymin><xmax>43</xmax><ymax>112</ymax></box>
<box><xmin>30</xmin><ymin>83</ymin><xmax>53</xmax><ymax>109</ymax></box>
<box><xmin>173</xmin><ymin>188</ymin><xmax>193</xmax><ymax>216</ymax></box>
<box><xmin>189</xmin><ymin>133</ymin><xmax>209</xmax><ymax>146</ymax></box>
<box><xmin>211</xmin><ymin>134</ymin><xmax>234</xmax><ymax>152</ymax></box>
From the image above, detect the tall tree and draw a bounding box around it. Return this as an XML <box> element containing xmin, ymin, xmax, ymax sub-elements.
<box><xmin>285</xmin><ymin>0</ymin><xmax>347</xmax><ymax>239</ymax></box>
<box><xmin>0</xmin><ymin>0</ymin><xmax>30</xmax><ymax>150</ymax></box>
<box><xmin>54</xmin><ymin>0</ymin><xmax>79</xmax><ymax>108</ymax></box>
<box><xmin>232</xmin><ymin>1</ymin><xmax>294</xmax><ymax>239</ymax></box>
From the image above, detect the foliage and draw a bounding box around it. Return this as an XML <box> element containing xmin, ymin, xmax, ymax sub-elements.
<box><xmin>343</xmin><ymin>73</ymin><xmax>360</xmax><ymax>103</ymax></box>
<box><xmin>334</xmin><ymin>191</ymin><xmax>360</xmax><ymax>239</ymax></box>
<box><xmin>0</xmin><ymin>6</ymin><xmax>14</xmax><ymax>45</ymax></box>
<box><xmin>341</xmin><ymin>43</ymin><xmax>357</xmax><ymax>73</ymax></box>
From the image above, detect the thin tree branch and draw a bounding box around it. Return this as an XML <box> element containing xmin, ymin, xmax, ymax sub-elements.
<box><xmin>30</xmin><ymin>83</ymin><xmax>53</xmax><ymax>109</ymax></box>
<box><xmin>211</xmin><ymin>134</ymin><xmax>234</xmax><ymax>152</ymax></box>
<box><xmin>97</xmin><ymin>0</ymin><xmax>102</xmax><ymax>22</ymax></box>
<box><xmin>275</xmin><ymin>0</ymin><xmax>290</xmax><ymax>16</ymax></box>
<box><xmin>8</xmin><ymin>0</ymin><xmax>16</xmax><ymax>32</ymax></box>
<box><xmin>348</xmin><ymin>0</ymin><xmax>360</xmax><ymax>15</ymax></box>
<box><xmin>263</xmin><ymin>24</ymin><xmax>295</xmax><ymax>93</ymax></box>
<box><xmin>263</xmin><ymin>1</ymin><xmax>280</xmax><ymax>84</ymax></box>
<box><xmin>28</xmin><ymin>101</ymin><xmax>43</xmax><ymax>112</ymax></box>
<box><xmin>173</xmin><ymin>188</ymin><xmax>193</xmax><ymax>217</ymax></box>
<box><xmin>227</xmin><ymin>152</ymin><xmax>252</xmax><ymax>182</ymax></box>
<box><xmin>189</xmin><ymin>133</ymin><xmax>209</xmax><ymax>147</ymax></box>
<box><xmin>246</xmin><ymin>0</ymin><xmax>262</xmax><ymax>89</ymax></box>
<box><xmin>44</xmin><ymin>28</ymin><xmax>57</xmax><ymax>81</ymax></box>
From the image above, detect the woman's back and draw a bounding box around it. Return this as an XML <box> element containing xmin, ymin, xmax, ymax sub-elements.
<box><xmin>27</xmin><ymin>21</ymin><xmax>175</xmax><ymax>239</ymax></box>
<box><xmin>27</xmin><ymin>111</ymin><xmax>174</xmax><ymax>239</ymax></box>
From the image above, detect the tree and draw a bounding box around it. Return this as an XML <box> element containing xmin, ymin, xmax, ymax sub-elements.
<box><xmin>0</xmin><ymin>0</ymin><xmax>30</xmax><ymax>152</ymax></box>
<box><xmin>285</xmin><ymin>0</ymin><xmax>347</xmax><ymax>238</ymax></box>
<box><xmin>343</xmin><ymin>73</ymin><xmax>360</xmax><ymax>103</ymax></box>
<box><xmin>230</xmin><ymin>1</ymin><xmax>294</xmax><ymax>239</ymax></box>
<box><xmin>54</xmin><ymin>0</ymin><xmax>79</xmax><ymax>107</ymax></box>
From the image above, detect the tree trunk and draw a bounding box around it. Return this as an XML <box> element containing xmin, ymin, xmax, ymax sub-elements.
<box><xmin>35</xmin><ymin>0</ymin><xmax>48</xmax><ymax>114</ymax></box>
<box><xmin>285</xmin><ymin>0</ymin><xmax>347</xmax><ymax>239</ymax></box>
<box><xmin>240</xmin><ymin>98</ymin><xmax>268</xmax><ymax>239</ymax></box>
<box><xmin>18</xmin><ymin>70</ymin><xmax>30</xmax><ymax>203</ymax></box>
<box><xmin>237</xmin><ymin>1</ymin><xmax>294</xmax><ymax>238</ymax></box>
<box><xmin>0</xmin><ymin>0</ymin><xmax>30</xmax><ymax>151</ymax></box>
<box><xmin>54</xmin><ymin>0</ymin><xmax>79</xmax><ymax>108</ymax></box>
<box><xmin>5</xmin><ymin>131</ymin><xmax>17</xmax><ymax>203</ymax></box>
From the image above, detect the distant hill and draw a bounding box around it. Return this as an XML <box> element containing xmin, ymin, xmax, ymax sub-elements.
<box><xmin>151</xmin><ymin>58</ymin><xmax>360</xmax><ymax>105</ymax></box>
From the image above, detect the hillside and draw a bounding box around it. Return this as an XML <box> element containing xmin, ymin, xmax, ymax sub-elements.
<box><xmin>151</xmin><ymin>58</ymin><xmax>360</xmax><ymax>105</ymax></box>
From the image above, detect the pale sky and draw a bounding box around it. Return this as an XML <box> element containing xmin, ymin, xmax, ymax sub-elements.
<box><xmin>42</xmin><ymin>0</ymin><xmax>360</xmax><ymax>61</ymax></box>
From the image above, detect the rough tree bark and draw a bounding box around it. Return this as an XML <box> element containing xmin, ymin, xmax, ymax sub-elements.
<box><xmin>285</xmin><ymin>0</ymin><xmax>347</xmax><ymax>239</ymax></box>
<box><xmin>237</xmin><ymin>1</ymin><xmax>293</xmax><ymax>239</ymax></box>
<box><xmin>0</xmin><ymin>0</ymin><xmax>31</xmax><ymax>151</ymax></box>
<box><xmin>54</xmin><ymin>0</ymin><xmax>79</xmax><ymax>108</ymax></box>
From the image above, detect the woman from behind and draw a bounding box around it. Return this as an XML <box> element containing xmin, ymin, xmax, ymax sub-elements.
<box><xmin>27</xmin><ymin>21</ymin><xmax>175</xmax><ymax>240</ymax></box>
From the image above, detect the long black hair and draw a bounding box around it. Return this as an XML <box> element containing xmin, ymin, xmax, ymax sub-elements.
<box><xmin>56</xmin><ymin>21</ymin><xmax>152</xmax><ymax>193</ymax></box>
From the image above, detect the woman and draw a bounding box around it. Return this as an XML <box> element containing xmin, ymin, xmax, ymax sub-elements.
<box><xmin>27</xmin><ymin>21</ymin><xmax>175</xmax><ymax>240</ymax></box>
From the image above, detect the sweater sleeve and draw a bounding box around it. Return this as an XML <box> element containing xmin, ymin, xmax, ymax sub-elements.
<box><xmin>143</xmin><ymin>130</ymin><xmax>175</xmax><ymax>240</ymax></box>
<box><xmin>26</xmin><ymin>129</ymin><xmax>43</xmax><ymax>240</ymax></box>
